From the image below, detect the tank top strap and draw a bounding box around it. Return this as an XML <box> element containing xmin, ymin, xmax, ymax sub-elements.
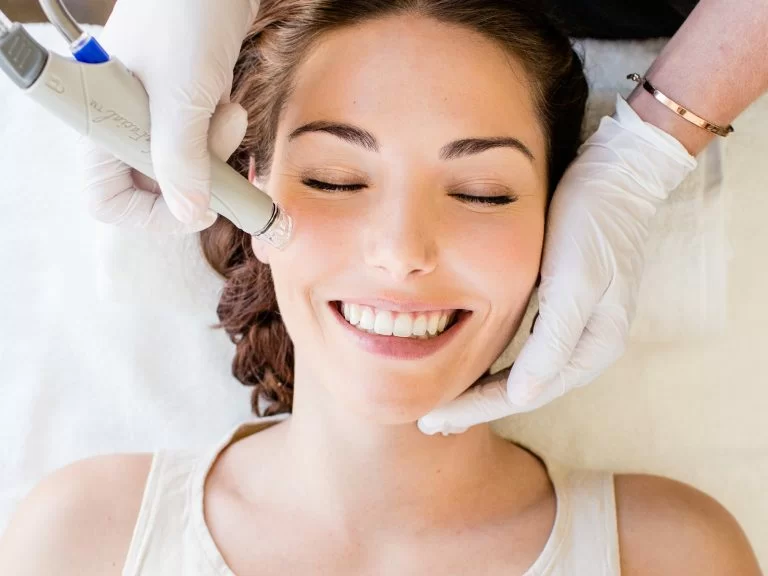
<box><xmin>122</xmin><ymin>414</ymin><xmax>290</xmax><ymax>576</ymax></box>
<box><xmin>546</xmin><ymin>461</ymin><xmax>621</xmax><ymax>575</ymax></box>
<box><xmin>519</xmin><ymin>451</ymin><xmax>620</xmax><ymax>576</ymax></box>
<box><xmin>188</xmin><ymin>414</ymin><xmax>289</xmax><ymax>575</ymax></box>
<box><xmin>520</xmin><ymin>454</ymin><xmax>572</xmax><ymax>575</ymax></box>
<box><xmin>121</xmin><ymin>448</ymin><xmax>200</xmax><ymax>576</ymax></box>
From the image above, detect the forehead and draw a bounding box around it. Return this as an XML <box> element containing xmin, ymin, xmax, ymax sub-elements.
<box><xmin>279</xmin><ymin>14</ymin><xmax>547</xmax><ymax>162</ymax></box>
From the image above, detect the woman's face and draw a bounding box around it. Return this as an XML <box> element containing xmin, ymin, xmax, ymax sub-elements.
<box><xmin>251</xmin><ymin>14</ymin><xmax>548</xmax><ymax>423</ymax></box>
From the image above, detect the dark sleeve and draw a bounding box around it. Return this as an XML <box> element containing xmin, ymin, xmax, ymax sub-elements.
<box><xmin>542</xmin><ymin>0</ymin><xmax>700</xmax><ymax>39</ymax></box>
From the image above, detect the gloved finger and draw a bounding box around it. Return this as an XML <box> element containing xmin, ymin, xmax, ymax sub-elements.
<box><xmin>416</xmin><ymin>271</ymin><xmax>607</xmax><ymax>435</ymax></box>
<box><xmin>417</xmin><ymin>366</ymin><xmax>514</xmax><ymax>436</ymax></box>
<box><xmin>148</xmin><ymin>100</ymin><xmax>248</xmax><ymax>226</ymax></box>
<box><xmin>570</xmin><ymin>303</ymin><xmax>629</xmax><ymax>385</ymax></box>
<box><xmin>504</xmin><ymin>270</ymin><xmax>602</xmax><ymax>405</ymax></box>
<box><xmin>80</xmin><ymin>102</ymin><xmax>246</xmax><ymax>233</ymax></box>
<box><xmin>148</xmin><ymin>100</ymin><xmax>215</xmax><ymax>225</ymax></box>
<box><xmin>81</xmin><ymin>139</ymin><xmax>217</xmax><ymax>234</ymax></box>
<box><xmin>508</xmin><ymin>303</ymin><xmax>630</xmax><ymax>409</ymax></box>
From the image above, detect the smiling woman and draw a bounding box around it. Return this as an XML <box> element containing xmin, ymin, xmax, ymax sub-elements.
<box><xmin>200</xmin><ymin>0</ymin><xmax>589</xmax><ymax>418</ymax></box>
<box><xmin>0</xmin><ymin>1</ymin><xmax>761</xmax><ymax>575</ymax></box>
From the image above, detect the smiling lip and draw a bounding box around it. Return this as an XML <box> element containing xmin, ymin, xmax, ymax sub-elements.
<box><xmin>328</xmin><ymin>301</ymin><xmax>472</xmax><ymax>360</ymax></box>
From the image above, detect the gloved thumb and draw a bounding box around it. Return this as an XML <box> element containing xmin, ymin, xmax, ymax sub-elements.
<box><xmin>149</xmin><ymin>99</ymin><xmax>247</xmax><ymax>225</ymax></box>
<box><xmin>417</xmin><ymin>367</ymin><xmax>515</xmax><ymax>435</ymax></box>
<box><xmin>499</xmin><ymin>311</ymin><xmax>627</xmax><ymax>417</ymax></box>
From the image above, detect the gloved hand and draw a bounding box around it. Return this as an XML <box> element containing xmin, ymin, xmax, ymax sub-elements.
<box><xmin>418</xmin><ymin>95</ymin><xmax>698</xmax><ymax>436</ymax></box>
<box><xmin>80</xmin><ymin>0</ymin><xmax>260</xmax><ymax>234</ymax></box>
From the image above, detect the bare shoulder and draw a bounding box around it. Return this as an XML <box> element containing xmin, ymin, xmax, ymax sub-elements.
<box><xmin>0</xmin><ymin>453</ymin><xmax>153</xmax><ymax>576</ymax></box>
<box><xmin>614</xmin><ymin>473</ymin><xmax>762</xmax><ymax>576</ymax></box>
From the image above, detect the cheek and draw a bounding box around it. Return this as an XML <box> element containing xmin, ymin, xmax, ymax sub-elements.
<box><xmin>456</xmin><ymin>208</ymin><xmax>544</xmax><ymax>360</ymax></box>
<box><xmin>268</xmin><ymin>204</ymin><xmax>349</xmax><ymax>288</ymax></box>
<box><xmin>252</xmin><ymin>188</ymin><xmax>347</xmax><ymax>257</ymax></box>
<box><xmin>454</xmin><ymin>208</ymin><xmax>545</xmax><ymax>293</ymax></box>
<box><xmin>252</xmin><ymin>201</ymin><xmax>351</xmax><ymax>313</ymax></box>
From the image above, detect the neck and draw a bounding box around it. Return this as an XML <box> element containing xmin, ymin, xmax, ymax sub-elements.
<box><xmin>268</xmin><ymin>358</ymin><xmax>530</xmax><ymax>536</ymax></box>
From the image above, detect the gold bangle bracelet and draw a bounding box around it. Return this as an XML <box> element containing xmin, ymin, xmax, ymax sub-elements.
<box><xmin>627</xmin><ymin>73</ymin><xmax>734</xmax><ymax>137</ymax></box>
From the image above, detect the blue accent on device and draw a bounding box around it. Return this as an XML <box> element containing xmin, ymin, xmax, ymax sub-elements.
<box><xmin>72</xmin><ymin>35</ymin><xmax>109</xmax><ymax>63</ymax></box>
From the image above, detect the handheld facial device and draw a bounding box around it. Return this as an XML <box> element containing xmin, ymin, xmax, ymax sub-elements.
<box><xmin>0</xmin><ymin>1</ymin><xmax>292</xmax><ymax>249</ymax></box>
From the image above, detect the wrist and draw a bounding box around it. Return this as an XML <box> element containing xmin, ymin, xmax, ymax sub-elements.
<box><xmin>593</xmin><ymin>94</ymin><xmax>698</xmax><ymax>201</ymax></box>
<box><xmin>626</xmin><ymin>84</ymin><xmax>714</xmax><ymax>156</ymax></box>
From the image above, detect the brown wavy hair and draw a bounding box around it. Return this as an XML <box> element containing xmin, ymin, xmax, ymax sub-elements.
<box><xmin>199</xmin><ymin>0</ymin><xmax>588</xmax><ymax>417</ymax></box>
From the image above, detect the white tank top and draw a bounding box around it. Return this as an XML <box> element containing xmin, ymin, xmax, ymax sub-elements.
<box><xmin>122</xmin><ymin>415</ymin><xmax>621</xmax><ymax>575</ymax></box>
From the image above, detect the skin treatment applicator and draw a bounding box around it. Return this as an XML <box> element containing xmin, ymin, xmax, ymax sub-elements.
<box><xmin>0</xmin><ymin>1</ymin><xmax>293</xmax><ymax>248</ymax></box>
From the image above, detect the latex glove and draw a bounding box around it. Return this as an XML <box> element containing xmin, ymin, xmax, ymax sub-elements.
<box><xmin>80</xmin><ymin>0</ymin><xmax>259</xmax><ymax>233</ymax></box>
<box><xmin>418</xmin><ymin>95</ymin><xmax>698</xmax><ymax>436</ymax></box>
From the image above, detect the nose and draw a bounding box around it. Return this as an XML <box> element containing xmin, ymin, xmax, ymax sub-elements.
<box><xmin>362</xmin><ymin>180</ymin><xmax>439</xmax><ymax>281</ymax></box>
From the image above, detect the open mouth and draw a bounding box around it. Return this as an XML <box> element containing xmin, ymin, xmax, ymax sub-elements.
<box><xmin>328</xmin><ymin>300</ymin><xmax>472</xmax><ymax>360</ymax></box>
<box><xmin>331</xmin><ymin>301</ymin><xmax>469</xmax><ymax>335</ymax></box>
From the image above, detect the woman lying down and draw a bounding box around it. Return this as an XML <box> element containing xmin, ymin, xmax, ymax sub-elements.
<box><xmin>0</xmin><ymin>0</ymin><xmax>761</xmax><ymax>574</ymax></box>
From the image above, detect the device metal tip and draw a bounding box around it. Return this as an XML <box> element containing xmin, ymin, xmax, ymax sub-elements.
<box><xmin>252</xmin><ymin>203</ymin><xmax>294</xmax><ymax>250</ymax></box>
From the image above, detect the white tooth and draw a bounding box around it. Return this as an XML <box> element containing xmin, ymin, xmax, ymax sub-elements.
<box><xmin>373</xmin><ymin>310</ymin><xmax>394</xmax><ymax>335</ymax></box>
<box><xmin>427</xmin><ymin>312</ymin><xmax>440</xmax><ymax>336</ymax></box>
<box><xmin>412</xmin><ymin>314</ymin><xmax>428</xmax><ymax>336</ymax></box>
<box><xmin>349</xmin><ymin>303</ymin><xmax>361</xmax><ymax>325</ymax></box>
<box><xmin>392</xmin><ymin>313</ymin><xmax>414</xmax><ymax>337</ymax></box>
<box><xmin>358</xmin><ymin>306</ymin><xmax>375</xmax><ymax>330</ymax></box>
<box><xmin>340</xmin><ymin>302</ymin><xmax>459</xmax><ymax>339</ymax></box>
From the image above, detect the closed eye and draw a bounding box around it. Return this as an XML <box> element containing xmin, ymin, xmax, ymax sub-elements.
<box><xmin>450</xmin><ymin>193</ymin><xmax>517</xmax><ymax>206</ymax></box>
<box><xmin>302</xmin><ymin>178</ymin><xmax>364</xmax><ymax>192</ymax></box>
<box><xmin>301</xmin><ymin>179</ymin><xmax>518</xmax><ymax>206</ymax></box>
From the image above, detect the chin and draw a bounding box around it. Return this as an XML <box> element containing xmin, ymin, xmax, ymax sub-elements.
<box><xmin>338</xmin><ymin>378</ymin><xmax>456</xmax><ymax>426</ymax></box>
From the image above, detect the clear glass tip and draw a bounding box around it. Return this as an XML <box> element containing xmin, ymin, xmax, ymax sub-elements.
<box><xmin>252</xmin><ymin>203</ymin><xmax>293</xmax><ymax>250</ymax></box>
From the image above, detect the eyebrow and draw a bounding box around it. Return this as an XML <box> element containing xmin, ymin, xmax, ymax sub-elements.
<box><xmin>287</xmin><ymin>121</ymin><xmax>535</xmax><ymax>162</ymax></box>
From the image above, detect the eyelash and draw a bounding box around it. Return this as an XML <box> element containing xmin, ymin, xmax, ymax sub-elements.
<box><xmin>301</xmin><ymin>178</ymin><xmax>517</xmax><ymax>206</ymax></box>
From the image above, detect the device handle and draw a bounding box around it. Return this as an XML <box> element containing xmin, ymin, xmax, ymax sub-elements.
<box><xmin>23</xmin><ymin>51</ymin><xmax>278</xmax><ymax>236</ymax></box>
